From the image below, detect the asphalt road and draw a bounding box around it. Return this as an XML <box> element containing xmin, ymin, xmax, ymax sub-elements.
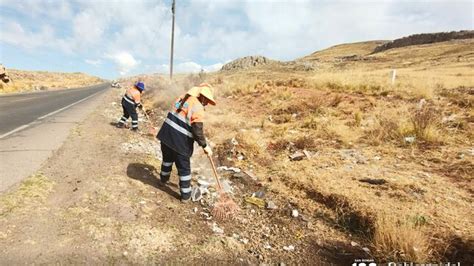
<box><xmin>0</xmin><ymin>83</ymin><xmax>111</xmax><ymax>192</ymax></box>
<box><xmin>0</xmin><ymin>83</ymin><xmax>110</xmax><ymax>138</ymax></box>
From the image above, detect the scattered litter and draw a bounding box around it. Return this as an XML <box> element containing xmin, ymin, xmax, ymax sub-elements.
<box><xmin>266</xmin><ymin>201</ymin><xmax>278</xmax><ymax>210</ymax></box>
<box><xmin>362</xmin><ymin>247</ymin><xmax>370</xmax><ymax>253</ymax></box>
<box><xmin>245</xmin><ymin>196</ymin><xmax>266</xmax><ymax>208</ymax></box>
<box><xmin>231</xmin><ymin>137</ymin><xmax>239</xmax><ymax>145</ymax></box>
<box><xmin>250</xmin><ymin>209</ymin><xmax>256</xmax><ymax>214</ymax></box>
<box><xmin>211</xmin><ymin>222</ymin><xmax>224</xmax><ymax>234</ymax></box>
<box><xmin>244</xmin><ymin>170</ymin><xmax>258</xmax><ymax>180</ymax></box>
<box><xmin>264</xmin><ymin>243</ymin><xmax>272</xmax><ymax>249</ymax></box>
<box><xmin>232</xmin><ymin>233</ymin><xmax>240</xmax><ymax>239</ymax></box>
<box><xmin>404</xmin><ymin>136</ymin><xmax>416</xmax><ymax>144</ymax></box>
<box><xmin>417</xmin><ymin>98</ymin><xmax>426</xmax><ymax>110</ymax></box>
<box><xmin>220</xmin><ymin>179</ymin><xmax>234</xmax><ymax>193</ymax></box>
<box><xmin>292</xmin><ymin>209</ymin><xmax>299</xmax><ymax>218</ymax></box>
<box><xmin>193</xmin><ymin>207</ymin><xmax>198</xmax><ymax>213</ymax></box>
<box><xmin>139</xmin><ymin>200</ymin><xmax>146</xmax><ymax>205</ymax></box>
<box><xmin>290</xmin><ymin>151</ymin><xmax>306</xmax><ymax>161</ymax></box>
<box><xmin>123</xmin><ymin>251</ymin><xmax>128</xmax><ymax>256</ymax></box>
<box><xmin>237</xmin><ymin>155</ymin><xmax>244</xmax><ymax>160</ymax></box>
<box><xmin>303</xmin><ymin>150</ymin><xmax>312</xmax><ymax>159</ymax></box>
<box><xmin>283</xmin><ymin>245</ymin><xmax>295</xmax><ymax>251</ymax></box>
<box><xmin>191</xmin><ymin>186</ymin><xmax>203</xmax><ymax>202</ymax></box>
<box><xmin>240</xmin><ymin>238</ymin><xmax>249</xmax><ymax>244</ymax></box>
<box><xmin>197</xmin><ymin>177</ymin><xmax>212</xmax><ymax>187</ymax></box>
<box><xmin>373</xmin><ymin>156</ymin><xmax>382</xmax><ymax>161</ymax></box>
<box><xmin>217</xmin><ymin>166</ymin><xmax>241</xmax><ymax>173</ymax></box>
<box><xmin>359</xmin><ymin>178</ymin><xmax>387</xmax><ymax>185</ymax></box>
<box><xmin>252</xmin><ymin>190</ymin><xmax>265</xmax><ymax>198</ymax></box>
<box><xmin>232</xmin><ymin>172</ymin><xmax>247</xmax><ymax>179</ymax></box>
<box><xmin>351</xmin><ymin>241</ymin><xmax>359</xmax><ymax>247</ymax></box>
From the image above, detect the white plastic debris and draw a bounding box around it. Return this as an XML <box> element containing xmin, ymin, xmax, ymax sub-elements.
<box><xmin>191</xmin><ymin>186</ymin><xmax>203</xmax><ymax>202</ymax></box>
<box><xmin>240</xmin><ymin>238</ymin><xmax>249</xmax><ymax>244</ymax></box>
<box><xmin>211</xmin><ymin>222</ymin><xmax>224</xmax><ymax>234</ymax></box>
<box><xmin>217</xmin><ymin>166</ymin><xmax>241</xmax><ymax>173</ymax></box>
<box><xmin>292</xmin><ymin>209</ymin><xmax>299</xmax><ymax>218</ymax></box>
<box><xmin>283</xmin><ymin>245</ymin><xmax>295</xmax><ymax>251</ymax></box>
<box><xmin>404</xmin><ymin>136</ymin><xmax>416</xmax><ymax>144</ymax></box>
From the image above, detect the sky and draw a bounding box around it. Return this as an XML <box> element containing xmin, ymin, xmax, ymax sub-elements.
<box><xmin>0</xmin><ymin>0</ymin><xmax>472</xmax><ymax>79</ymax></box>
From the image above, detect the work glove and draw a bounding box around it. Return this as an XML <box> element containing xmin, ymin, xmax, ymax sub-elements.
<box><xmin>137</xmin><ymin>103</ymin><xmax>143</xmax><ymax>109</ymax></box>
<box><xmin>203</xmin><ymin>145</ymin><xmax>213</xmax><ymax>156</ymax></box>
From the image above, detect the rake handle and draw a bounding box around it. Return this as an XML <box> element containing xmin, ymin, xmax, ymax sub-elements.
<box><xmin>207</xmin><ymin>153</ymin><xmax>223</xmax><ymax>191</ymax></box>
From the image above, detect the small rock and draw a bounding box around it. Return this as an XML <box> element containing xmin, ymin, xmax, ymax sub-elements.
<box><xmin>193</xmin><ymin>207</ymin><xmax>198</xmax><ymax>213</ymax></box>
<box><xmin>362</xmin><ymin>247</ymin><xmax>370</xmax><ymax>253</ymax></box>
<box><xmin>283</xmin><ymin>245</ymin><xmax>295</xmax><ymax>251</ymax></box>
<box><xmin>264</xmin><ymin>243</ymin><xmax>272</xmax><ymax>249</ymax></box>
<box><xmin>266</xmin><ymin>201</ymin><xmax>278</xmax><ymax>210</ymax></box>
<box><xmin>351</xmin><ymin>241</ymin><xmax>359</xmax><ymax>247</ymax></box>
<box><xmin>240</xmin><ymin>238</ymin><xmax>249</xmax><ymax>244</ymax></box>
<box><xmin>139</xmin><ymin>200</ymin><xmax>146</xmax><ymax>205</ymax></box>
<box><xmin>291</xmin><ymin>209</ymin><xmax>299</xmax><ymax>218</ymax></box>
<box><xmin>250</xmin><ymin>209</ymin><xmax>256</xmax><ymax>214</ymax></box>
<box><xmin>123</xmin><ymin>251</ymin><xmax>128</xmax><ymax>256</ymax></box>
<box><xmin>404</xmin><ymin>136</ymin><xmax>416</xmax><ymax>144</ymax></box>
<box><xmin>373</xmin><ymin>156</ymin><xmax>382</xmax><ymax>161</ymax></box>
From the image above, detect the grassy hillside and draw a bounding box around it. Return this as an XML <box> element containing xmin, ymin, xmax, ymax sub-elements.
<box><xmin>0</xmin><ymin>69</ymin><xmax>104</xmax><ymax>94</ymax></box>
<box><xmin>128</xmin><ymin>35</ymin><xmax>474</xmax><ymax>263</ymax></box>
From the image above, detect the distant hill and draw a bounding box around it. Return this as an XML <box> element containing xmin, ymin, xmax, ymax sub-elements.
<box><xmin>373</xmin><ymin>30</ymin><xmax>474</xmax><ymax>53</ymax></box>
<box><xmin>221</xmin><ymin>56</ymin><xmax>278</xmax><ymax>71</ymax></box>
<box><xmin>0</xmin><ymin>67</ymin><xmax>104</xmax><ymax>94</ymax></box>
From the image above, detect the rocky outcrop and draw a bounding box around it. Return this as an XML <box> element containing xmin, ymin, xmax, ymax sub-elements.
<box><xmin>221</xmin><ymin>56</ymin><xmax>276</xmax><ymax>71</ymax></box>
<box><xmin>373</xmin><ymin>30</ymin><xmax>474</xmax><ymax>53</ymax></box>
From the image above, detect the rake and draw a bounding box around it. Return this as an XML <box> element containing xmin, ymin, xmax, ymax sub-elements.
<box><xmin>140</xmin><ymin>108</ymin><xmax>158</xmax><ymax>136</ymax></box>
<box><xmin>207</xmin><ymin>154</ymin><xmax>239</xmax><ymax>220</ymax></box>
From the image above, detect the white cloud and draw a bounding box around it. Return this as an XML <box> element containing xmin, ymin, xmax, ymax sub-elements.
<box><xmin>106</xmin><ymin>52</ymin><xmax>140</xmax><ymax>75</ymax></box>
<box><xmin>155</xmin><ymin>61</ymin><xmax>223</xmax><ymax>74</ymax></box>
<box><xmin>0</xmin><ymin>21</ymin><xmax>54</xmax><ymax>50</ymax></box>
<box><xmin>0</xmin><ymin>0</ymin><xmax>472</xmax><ymax>78</ymax></box>
<box><xmin>85</xmin><ymin>59</ymin><xmax>102</xmax><ymax>66</ymax></box>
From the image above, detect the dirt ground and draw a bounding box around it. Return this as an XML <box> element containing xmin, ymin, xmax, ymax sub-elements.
<box><xmin>0</xmin><ymin>89</ymin><xmax>368</xmax><ymax>265</ymax></box>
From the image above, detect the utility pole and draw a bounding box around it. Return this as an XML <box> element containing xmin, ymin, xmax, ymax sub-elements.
<box><xmin>170</xmin><ymin>0</ymin><xmax>176</xmax><ymax>80</ymax></box>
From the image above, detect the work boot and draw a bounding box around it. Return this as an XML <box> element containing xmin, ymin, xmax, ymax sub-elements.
<box><xmin>181</xmin><ymin>193</ymin><xmax>191</xmax><ymax>203</ymax></box>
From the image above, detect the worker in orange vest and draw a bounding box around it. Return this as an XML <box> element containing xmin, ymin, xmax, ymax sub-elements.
<box><xmin>117</xmin><ymin>81</ymin><xmax>145</xmax><ymax>131</ymax></box>
<box><xmin>157</xmin><ymin>83</ymin><xmax>215</xmax><ymax>202</ymax></box>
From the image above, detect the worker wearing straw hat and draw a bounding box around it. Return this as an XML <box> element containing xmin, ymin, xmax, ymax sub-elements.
<box><xmin>157</xmin><ymin>83</ymin><xmax>215</xmax><ymax>202</ymax></box>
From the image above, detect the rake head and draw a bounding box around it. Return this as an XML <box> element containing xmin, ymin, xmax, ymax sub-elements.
<box><xmin>211</xmin><ymin>192</ymin><xmax>239</xmax><ymax>220</ymax></box>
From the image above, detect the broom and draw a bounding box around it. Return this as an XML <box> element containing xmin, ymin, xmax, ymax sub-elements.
<box><xmin>207</xmin><ymin>154</ymin><xmax>239</xmax><ymax>220</ymax></box>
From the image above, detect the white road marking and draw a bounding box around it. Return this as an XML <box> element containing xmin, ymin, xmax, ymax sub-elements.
<box><xmin>38</xmin><ymin>90</ymin><xmax>103</xmax><ymax>120</ymax></box>
<box><xmin>0</xmin><ymin>125</ymin><xmax>29</xmax><ymax>139</ymax></box>
<box><xmin>0</xmin><ymin>89</ymin><xmax>105</xmax><ymax>139</ymax></box>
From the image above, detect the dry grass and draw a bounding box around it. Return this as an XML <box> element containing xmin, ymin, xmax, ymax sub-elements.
<box><xmin>0</xmin><ymin>174</ymin><xmax>55</xmax><ymax>216</ymax></box>
<box><xmin>130</xmin><ymin>37</ymin><xmax>474</xmax><ymax>263</ymax></box>
<box><xmin>0</xmin><ymin>69</ymin><xmax>103</xmax><ymax>94</ymax></box>
<box><xmin>373</xmin><ymin>215</ymin><xmax>433</xmax><ymax>262</ymax></box>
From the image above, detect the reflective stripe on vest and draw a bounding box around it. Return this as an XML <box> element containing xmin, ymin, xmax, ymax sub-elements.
<box><xmin>123</xmin><ymin>95</ymin><xmax>135</xmax><ymax>105</ymax></box>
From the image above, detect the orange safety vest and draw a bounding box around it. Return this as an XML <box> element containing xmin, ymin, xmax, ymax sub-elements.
<box><xmin>123</xmin><ymin>86</ymin><xmax>141</xmax><ymax>105</ymax></box>
<box><xmin>157</xmin><ymin>95</ymin><xmax>205</xmax><ymax>157</ymax></box>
